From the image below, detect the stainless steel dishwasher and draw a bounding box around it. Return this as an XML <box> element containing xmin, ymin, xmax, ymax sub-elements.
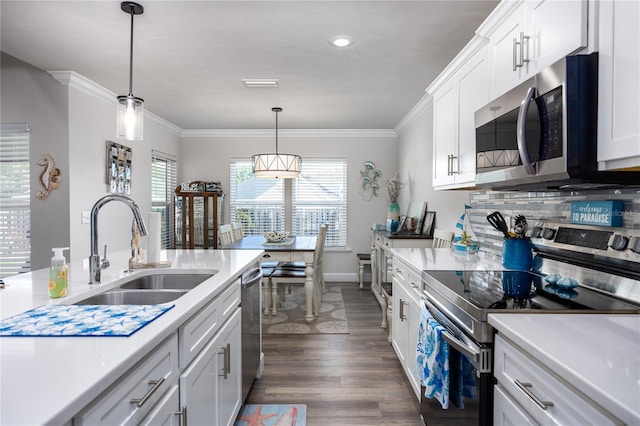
<box><xmin>241</xmin><ymin>261</ymin><xmax>262</xmax><ymax>401</ymax></box>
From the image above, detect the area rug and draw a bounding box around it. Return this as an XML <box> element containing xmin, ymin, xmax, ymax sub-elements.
<box><xmin>234</xmin><ymin>404</ymin><xmax>306</xmax><ymax>426</ymax></box>
<box><xmin>263</xmin><ymin>285</ymin><xmax>349</xmax><ymax>334</ymax></box>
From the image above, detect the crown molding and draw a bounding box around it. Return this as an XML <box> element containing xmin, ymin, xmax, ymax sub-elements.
<box><xmin>394</xmin><ymin>92</ymin><xmax>433</xmax><ymax>136</ymax></box>
<box><xmin>180</xmin><ymin>128</ymin><xmax>397</xmax><ymax>138</ymax></box>
<box><xmin>47</xmin><ymin>70</ymin><xmax>181</xmax><ymax>136</ymax></box>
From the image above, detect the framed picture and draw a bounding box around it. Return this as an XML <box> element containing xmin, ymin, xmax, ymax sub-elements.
<box><xmin>406</xmin><ymin>201</ymin><xmax>427</xmax><ymax>234</ymax></box>
<box><xmin>422</xmin><ymin>211</ymin><xmax>436</xmax><ymax>237</ymax></box>
<box><xmin>106</xmin><ymin>141</ymin><xmax>132</xmax><ymax>194</ymax></box>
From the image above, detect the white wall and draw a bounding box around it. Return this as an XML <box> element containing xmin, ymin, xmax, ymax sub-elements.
<box><xmin>2</xmin><ymin>53</ymin><xmax>182</xmax><ymax>270</ymax></box>
<box><xmin>1</xmin><ymin>53</ymin><xmax>70</xmax><ymax>270</ymax></box>
<box><xmin>396</xmin><ymin>96</ymin><xmax>470</xmax><ymax>235</ymax></box>
<box><xmin>180</xmin><ymin>132</ymin><xmax>398</xmax><ymax>280</ymax></box>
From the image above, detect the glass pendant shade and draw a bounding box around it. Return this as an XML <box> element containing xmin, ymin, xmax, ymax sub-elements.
<box><xmin>252</xmin><ymin>107</ymin><xmax>301</xmax><ymax>178</ymax></box>
<box><xmin>252</xmin><ymin>153</ymin><xmax>301</xmax><ymax>178</ymax></box>
<box><xmin>116</xmin><ymin>95</ymin><xmax>144</xmax><ymax>140</ymax></box>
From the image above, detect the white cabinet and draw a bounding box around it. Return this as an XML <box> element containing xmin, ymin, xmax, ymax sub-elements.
<box><xmin>139</xmin><ymin>385</ymin><xmax>181</xmax><ymax>426</ymax></box>
<box><xmin>180</xmin><ymin>308</ymin><xmax>241</xmax><ymax>426</ymax></box>
<box><xmin>494</xmin><ymin>333</ymin><xmax>619</xmax><ymax>425</ymax></box>
<box><xmin>391</xmin><ymin>256</ymin><xmax>422</xmax><ymax>400</ymax></box>
<box><xmin>75</xmin><ymin>334</ymin><xmax>180</xmax><ymax>426</ymax></box>
<box><xmin>597</xmin><ymin>0</ymin><xmax>640</xmax><ymax>170</ymax></box>
<box><xmin>485</xmin><ymin>0</ymin><xmax>587</xmax><ymax>100</ymax></box>
<box><xmin>431</xmin><ymin>38</ymin><xmax>488</xmax><ymax>190</ymax></box>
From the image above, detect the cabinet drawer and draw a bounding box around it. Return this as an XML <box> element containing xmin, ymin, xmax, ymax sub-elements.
<box><xmin>218</xmin><ymin>279</ymin><xmax>241</xmax><ymax>325</ymax></box>
<box><xmin>392</xmin><ymin>258</ymin><xmax>422</xmax><ymax>301</ymax></box>
<box><xmin>139</xmin><ymin>384</ymin><xmax>180</xmax><ymax>426</ymax></box>
<box><xmin>75</xmin><ymin>334</ymin><xmax>179</xmax><ymax>425</ymax></box>
<box><xmin>179</xmin><ymin>294</ymin><xmax>220</xmax><ymax>368</ymax></box>
<box><xmin>494</xmin><ymin>334</ymin><xmax>619</xmax><ymax>425</ymax></box>
<box><xmin>261</xmin><ymin>252</ymin><xmax>291</xmax><ymax>262</ymax></box>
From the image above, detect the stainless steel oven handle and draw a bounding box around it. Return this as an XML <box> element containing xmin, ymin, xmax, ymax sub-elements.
<box><xmin>517</xmin><ymin>86</ymin><xmax>538</xmax><ymax>175</ymax></box>
<box><xmin>421</xmin><ymin>298</ymin><xmax>481</xmax><ymax>367</ymax></box>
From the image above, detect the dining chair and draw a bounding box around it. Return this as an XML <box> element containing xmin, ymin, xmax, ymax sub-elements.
<box><xmin>269</xmin><ymin>224</ymin><xmax>328</xmax><ymax>317</ymax></box>
<box><xmin>219</xmin><ymin>224</ymin><xmax>235</xmax><ymax>247</ymax></box>
<box><xmin>231</xmin><ymin>222</ymin><xmax>244</xmax><ymax>241</ymax></box>
<box><xmin>432</xmin><ymin>228</ymin><xmax>454</xmax><ymax>248</ymax></box>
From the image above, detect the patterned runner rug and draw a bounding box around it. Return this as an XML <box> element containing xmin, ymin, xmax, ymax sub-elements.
<box><xmin>263</xmin><ymin>285</ymin><xmax>349</xmax><ymax>334</ymax></box>
<box><xmin>234</xmin><ymin>404</ymin><xmax>306</xmax><ymax>426</ymax></box>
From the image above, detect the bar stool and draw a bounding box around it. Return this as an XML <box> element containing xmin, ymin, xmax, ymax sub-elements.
<box><xmin>357</xmin><ymin>253</ymin><xmax>372</xmax><ymax>289</ymax></box>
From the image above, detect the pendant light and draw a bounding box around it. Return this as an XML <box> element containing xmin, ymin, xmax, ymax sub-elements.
<box><xmin>252</xmin><ymin>107</ymin><xmax>301</xmax><ymax>178</ymax></box>
<box><xmin>116</xmin><ymin>1</ymin><xmax>144</xmax><ymax>141</ymax></box>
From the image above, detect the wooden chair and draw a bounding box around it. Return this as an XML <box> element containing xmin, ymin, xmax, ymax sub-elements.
<box><xmin>219</xmin><ymin>224</ymin><xmax>235</xmax><ymax>247</ymax></box>
<box><xmin>231</xmin><ymin>222</ymin><xmax>244</xmax><ymax>241</ymax></box>
<box><xmin>432</xmin><ymin>228</ymin><xmax>454</xmax><ymax>248</ymax></box>
<box><xmin>269</xmin><ymin>224</ymin><xmax>328</xmax><ymax>317</ymax></box>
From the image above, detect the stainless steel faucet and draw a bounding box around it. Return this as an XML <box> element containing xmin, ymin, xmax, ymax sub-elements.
<box><xmin>89</xmin><ymin>194</ymin><xmax>148</xmax><ymax>283</ymax></box>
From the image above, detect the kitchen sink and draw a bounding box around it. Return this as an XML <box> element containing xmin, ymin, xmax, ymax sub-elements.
<box><xmin>117</xmin><ymin>273</ymin><xmax>215</xmax><ymax>290</ymax></box>
<box><xmin>74</xmin><ymin>289</ymin><xmax>187</xmax><ymax>305</ymax></box>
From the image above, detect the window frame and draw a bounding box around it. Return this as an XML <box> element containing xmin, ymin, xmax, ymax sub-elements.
<box><xmin>151</xmin><ymin>150</ymin><xmax>177</xmax><ymax>249</ymax></box>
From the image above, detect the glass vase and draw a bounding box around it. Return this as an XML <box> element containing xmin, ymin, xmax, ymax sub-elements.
<box><xmin>386</xmin><ymin>202</ymin><xmax>401</xmax><ymax>232</ymax></box>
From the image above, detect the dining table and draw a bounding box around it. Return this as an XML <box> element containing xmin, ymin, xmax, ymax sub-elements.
<box><xmin>220</xmin><ymin>235</ymin><xmax>318</xmax><ymax>323</ymax></box>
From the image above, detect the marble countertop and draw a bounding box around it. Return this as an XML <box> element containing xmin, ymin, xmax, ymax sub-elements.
<box><xmin>489</xmin><ymin>313</ymin><xmax>640</xmax><ymax>425</ymax></box>
<box><xmin>0</xmin><ymin>249</ymin><xmax>263</xmax><ymax>426</ymax></box>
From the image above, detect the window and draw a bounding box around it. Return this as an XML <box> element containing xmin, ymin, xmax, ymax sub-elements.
<box><xmin>151</xmin><ymin>150</ymin><xmax>177</xmax><ymax>249</ymax></box>
<box><xmin>229</xmin><ymin>157</ymin><xmax>347</xmax><ymax>247</ymax></box>
<box><xmin>293</xmin><ymin>159</ymin><xmax>347</xmax><ymax>247</ymax></box>
<box><xmin>0</xmin><ymin>124</ymin><xmax>31</xmax><ymax>278</ymax></box>
<box><xmin>230</xmin><ymin>158</ymin><xmax>284</xmax><ymax>235</ymax></box>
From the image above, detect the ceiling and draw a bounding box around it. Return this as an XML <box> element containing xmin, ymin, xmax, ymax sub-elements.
<box><xmin>1</xmin><ymin>1</ymin><xmax>499</xmax><ymax>130</ymax></box>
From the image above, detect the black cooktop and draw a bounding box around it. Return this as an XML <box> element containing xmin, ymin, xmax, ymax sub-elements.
<box><xmin>422</xmin><ymin>270</ymin><xmax>639</xmax><ymax>312</ymax></box>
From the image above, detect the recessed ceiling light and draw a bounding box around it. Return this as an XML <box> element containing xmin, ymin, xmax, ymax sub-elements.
<box><xmin>329</xmin><ymin>35</ymin><xmax>354</xmax><ymax>48</ymax></box>
<box><xmin>242</xmin><ymin>79</ymin><xmax>279</xmax><ymax>88</ymax></box>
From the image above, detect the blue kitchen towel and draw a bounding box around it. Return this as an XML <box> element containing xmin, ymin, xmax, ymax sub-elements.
<box><xmin>415</xmin><ymin>304</ymin><xmax>450</xmax><ymax>409</ymax></box>
<box><xmin>0</xmin><ymin>304</ymin><xmax>174</xmax><ymax>337</ymax></box>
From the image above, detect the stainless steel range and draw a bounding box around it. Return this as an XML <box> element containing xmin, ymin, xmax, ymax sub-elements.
<box><xmin>419</xmin><ymin>222</ymin><xmax>640</xmax><ymax>426</ymax></box>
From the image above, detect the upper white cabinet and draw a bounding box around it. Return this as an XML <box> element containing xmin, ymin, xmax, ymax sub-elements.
<box><xmin>597</xmin><ymin>0</ymin><xmax>640</xmax><ymax>170</ymax></box>
<box><xmin>430</xmin><ymin>38</ymin><xmax>489</xmax><ymax>190</ymax></box>
<box><xmin>484</xmin><ymin>0</ymin><xmax>588</xmax><ymax>100</ymax></box>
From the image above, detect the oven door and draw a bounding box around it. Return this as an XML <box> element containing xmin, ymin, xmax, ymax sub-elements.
<box><xmin>419</xmin><ymin>297</ymin><xmax>493</xmax><ymax>426</ymax></box>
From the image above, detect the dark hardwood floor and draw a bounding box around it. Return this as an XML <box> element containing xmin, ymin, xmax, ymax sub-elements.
<box><xmin>244</xmin><ymin>283</ymin><xmax>424</xmax><ymax>426</ymax></box>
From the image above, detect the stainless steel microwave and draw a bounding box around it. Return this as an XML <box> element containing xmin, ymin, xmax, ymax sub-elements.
<box><xmin>474</xmin><ymin>53</ymin><xmax>639</xmax><ymax>191</ymax></box>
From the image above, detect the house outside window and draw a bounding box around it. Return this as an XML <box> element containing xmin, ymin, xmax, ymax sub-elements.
<box><xmin>151</xmin><ymin>150</ymin><xmax>177</xmax><ymax>249</ymax></box>
<box><xmin>229</xmin><ymin>157</ymin><xmax>347</xmax><ymax>247</ymax></box>
<box><xmin>0</xmin><ymin>124</ymin><xmax>31</xmax><ymax>278</ymax></box>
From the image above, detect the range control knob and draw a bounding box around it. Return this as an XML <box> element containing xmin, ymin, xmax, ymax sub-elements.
<box><xmin>610</xmin><ymin>235</ymin><xmax>629</xmax><ymax>251</ymax></box>
<box><xmin>541</xmin><ymin>228</ymin><xmax>556</xmax><ymax>240</ymax></box>
<box><xmin>630</xmin><ymin>237</ymin><xmax>640</xmax><ymax>254</ymax></box>
<box><xmin>531</xmin><ymin>226</ymin><xmax>542</xmax><ymax>238</ymax></box>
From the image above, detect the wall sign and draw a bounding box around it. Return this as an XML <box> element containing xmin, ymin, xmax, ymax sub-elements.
<box><xmin>106</xmin><ymin>141</ymin><xmax>132</xmax><ymax>195</ymax></box>
<box><xmin>570</xmin><ymin>200</ymin><xmax>623</xmax><ymax>227</ymax></box>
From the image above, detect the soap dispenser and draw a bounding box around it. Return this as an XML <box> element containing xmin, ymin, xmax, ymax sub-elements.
<box><xmin>49</xmin><ymin>247</ymin><xmax>69</xmax><ymax>298</ymax></box>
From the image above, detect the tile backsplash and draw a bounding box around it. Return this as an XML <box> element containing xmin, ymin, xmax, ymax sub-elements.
<box><xmin>468</xmin><ymin>187</ymin><xmax>640</xmax><ymax>258</ymax></box>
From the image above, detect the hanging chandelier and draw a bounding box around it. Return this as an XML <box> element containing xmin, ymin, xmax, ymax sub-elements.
<box><xmin>252</xmin><ymin>107</ymin><xmax>301</xmax><ymax>178</ymax></box>
<box><xmin>116</xmin><ymin>1</ymin><xmax>144</xmax><ymax>141</ymax></box>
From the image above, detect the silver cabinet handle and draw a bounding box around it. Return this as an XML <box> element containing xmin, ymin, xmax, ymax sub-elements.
<box><xmin>225</xmin><ymin>343</ymin><xmax>231</xmax><ymax>376</ymax></box>
<box><xmin>175</xmin><ymin>405</ymin><xmax>188</xmax><ymax>426</ymax></box>
<box><xmin>514</xmin><ymin>380</ymin><xmax>554</xmax><ymax>410</ymax></box>
<box><xmin>451</xmin><ymin>155</ymin><xmax>458</xmax><ymax>175</ymax></box>
<box><xmin>514</xmin><ymin>31</ymin><xmax>531</xmax><ymax>70</ymax></box>
<box><xmin>219</xmin><ymin>344</ymin><xmax>229</xmax><ymax>379</ymax></box>
<box><xmin>130</xmin><ymin>377</ymin><xmax>165</xmax><ymax>407</ymax></box>
<box><xmin>398</xmin><ymin>299</ymin><xmax>406</xmax><ymax>321</ymax></box>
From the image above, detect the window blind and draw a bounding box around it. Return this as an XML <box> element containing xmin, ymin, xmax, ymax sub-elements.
<box><xmin>0</xmin><ymin>124</ymin><xmax>31</xmax><ymax>278</ymax></box>
<box><xmin>292</xmin><ymin>158</ymin><xmax>347</xmax><ymax>247</ymax></box>
<box><xmin>151</xmin><ymin>151</ymin><xmax>177</xmax><ymax>249</ymax></box>
<box><xmin>229</xmin><ymin>158</ymin><xmax>284</xmax><ymax>235</ymax></box>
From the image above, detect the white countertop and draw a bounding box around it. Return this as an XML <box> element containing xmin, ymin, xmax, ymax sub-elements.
<box><xmin>0</xmin><ymin>249</ymin><xmax>263</xmax><ymax>426</ymax></box>
<box><xmin>489</xmin><ymin>313</ymin><xmax>640</xmax><ymax>425</ymax></box>
<box><xmin>391</xmin><ymin>247</ymin><xmax>504</xmax><ymax>271</ymax></box>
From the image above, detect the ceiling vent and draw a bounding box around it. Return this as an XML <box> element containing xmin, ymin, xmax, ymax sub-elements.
<box><xmin>242</xmin><ymin>79</ymin><xmax>279</xmax><ymax>88</ymax></box>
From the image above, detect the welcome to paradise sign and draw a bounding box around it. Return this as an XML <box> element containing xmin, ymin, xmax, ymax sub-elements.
<box><xmin>570</xmin><ymin>200</ymin><xmax>623</xmax><ymax>227</ymax></box>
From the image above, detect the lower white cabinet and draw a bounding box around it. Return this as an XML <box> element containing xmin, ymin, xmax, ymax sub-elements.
<box><xmin>74</xmin><ymin>280</ymin><xmax>244</xmax><ymax>426</ymax></box>
<box><xmin>391</xmin><ymin>256</ymin><xmax>422</xmax><ymax>400</ymax></box>
<box><xmin>494</xmin><ymin>334</ymin><xmax>619</xmax><ymax>425</ymax></box>
<box><xmin>180</xmin><ymin>308</ymin><xmax>242</xmax><ymax>426</ymax></box>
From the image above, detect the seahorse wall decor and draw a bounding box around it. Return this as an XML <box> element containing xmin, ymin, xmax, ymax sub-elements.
<box><xmin>36</xmin><ymin>153</ymin><xmax>62</xmax><ymax>200</ymax></box>
<box><xmin>359</xmin><ymin>160</ymin><xmax>381</xmax><ymax>201</ymax></box>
